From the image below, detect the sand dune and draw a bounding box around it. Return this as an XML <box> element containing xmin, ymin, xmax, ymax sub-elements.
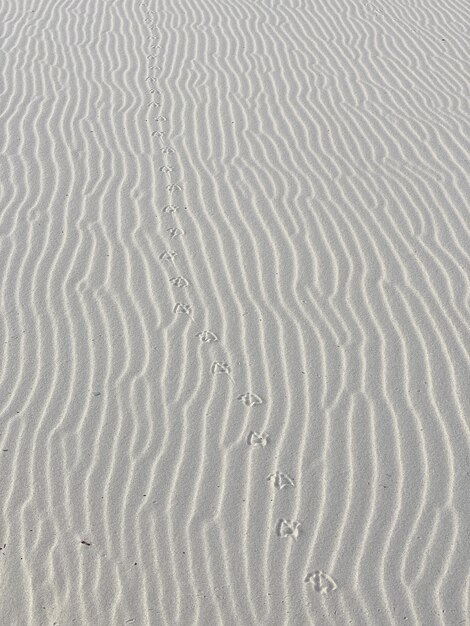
<box><xmin>1</xmin><ymin>0</ymin><xmax>469</xmax><ymax>623</ymax></box>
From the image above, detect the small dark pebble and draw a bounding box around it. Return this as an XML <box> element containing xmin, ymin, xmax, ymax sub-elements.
<box><xmin>81</xmin><ymin>540</ymin><xmax>91</xmax><ymax>546</ymax></box>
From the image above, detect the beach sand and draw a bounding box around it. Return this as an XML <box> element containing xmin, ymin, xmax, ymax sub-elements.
<box><xmin>0</xmin><ymin>0</ymin><xmax>469</xmax><ymax>623</ymax></box>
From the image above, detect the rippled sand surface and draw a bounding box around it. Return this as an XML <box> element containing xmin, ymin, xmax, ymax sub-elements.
<box><xmin>1</xmin><ymin>0</ymin><xmax>469</xmax><ymax>623</ymax></box>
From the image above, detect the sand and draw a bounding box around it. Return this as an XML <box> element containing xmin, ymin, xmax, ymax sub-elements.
<box><xmin>1</xmin><ymin>0</ymin><xmax>469</xmax><ymax>623</ymax></box>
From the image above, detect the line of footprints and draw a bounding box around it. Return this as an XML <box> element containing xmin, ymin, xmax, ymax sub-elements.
<box><xmin>142</xmin><ymin>4</ymin><xmax>336</xmax><ymax>598</ymax></box>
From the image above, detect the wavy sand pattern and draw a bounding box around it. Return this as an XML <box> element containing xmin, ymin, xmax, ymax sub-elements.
<box><xmin>0</xmin><ymin>0</ymin><xmax>469</xmax><ymax>623</ymax></box>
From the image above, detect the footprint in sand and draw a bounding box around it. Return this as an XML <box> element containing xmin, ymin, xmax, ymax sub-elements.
<box><xmin>167</xmin><ymin>227</ymin><xmax>185</xmax><ymax>239</ymax></box>
<box><xmin>211</xmin><ymin>362</ymin><xmax>234</xmax><ymax>382</ymax></box>
<box><xmin>304</xmin><ymin>571</ymin><xmax>337</xmax><ymax>594</ymax></box>
<box><xmin>169</xmin><ymin>276</ymin><xmax>189</xmax><ymax>288</ymax></box>
<box><xmin>167</xmin><ymin>183</ymin><xmax>182</xmax><ymax>192</ymax></box>
<box><xmin>173</xmin><ymin>303</ymin><xmax>191</xmax><ymax>316</ymax></box>
<box><xmin>196</xmin><ymin>330</ymin><xmax>218</xmax><ymax>343</ymax></box>
<box><xmin>267</xmin><ymin>471</ymin><xmax>295</xmax><ymax>490</ymax></box>
<box><xmin>159</xmin><ymin>250</ymin><xmax>177</xmax><ymax>261</ymax></box>
<box><xmin>237</xmin><ymin>392</ymin><xmax>263</xmax><ymax>407</ymax></box>
<box><xmin>247</xmin><ymin>431</ymin><xmax>269</xmax><ymax>447</ymax></box>
<box><xmin>276</xmin><ymin>519</ymin><xmax>301</xmax><ymax>540</ymax></box>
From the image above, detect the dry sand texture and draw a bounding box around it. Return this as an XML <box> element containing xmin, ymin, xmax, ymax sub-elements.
<box><xmin>1</xmin><ymin>0</ymin><xmax>470</xmax><ymax>624</ymax></box>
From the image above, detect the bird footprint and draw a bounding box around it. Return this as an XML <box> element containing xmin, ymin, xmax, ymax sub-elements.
<box><xmin>276</xmin><ymin>519</ymin><xmax>301</xmax><ymax>540</ymax></box>
<box><xmin>167</xmin><ymin>227</ymin><xmax>185</xmax><ymax>239</ymax></box>
<box><xmin>195</xmin><ymin>330</ymin><xmax>218</xmax><ymax>343</ymax></box>
<box><xmin>169</xmin><ymin>276</ymin><xmax>189</xmax><ymax>288</ymax></box>
<box><xmin>173</xmin><ymin>303</ymin><xmax>191</xmax><ymax>316</ymax></box>
<box><xmin>159</xmin><ymin>250</ymin><xmax>177</xmax><ymax>261</ymax></box>
<box><xmin>211</xmin><ymin>362</ymin><xmax>231</xmax><ymax>374</ymax></box>
<box><xmin>304</xmin><ymin>571</ymin><xmax>337</xmax><ymax>594</ymax></box>
<box><xmin>267</xmin><ymin>471</ymin><xmax>295</xmax><ymax>490</ymax></box>
<box><xmin>237</xmin><ymin>392</ymin><xmax>263</xmax><ymax>407</ymax></box>
<box><xmin>247</xmin><ymin>431</ymin><xmax>269</xmax><ymax>447</ymax></box>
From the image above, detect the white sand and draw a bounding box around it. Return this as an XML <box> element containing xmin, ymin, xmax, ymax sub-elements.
<box><xmin>1</xmin><ymin>0</ymin><xmax>469</xmax><ymax>623</ymax></box>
